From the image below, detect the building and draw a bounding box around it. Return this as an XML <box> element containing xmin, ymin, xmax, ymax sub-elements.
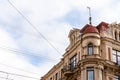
<box><xmin>41</xmin><ymin>22</ymin><xmax>120</xmax><ymax>80</ymax></box>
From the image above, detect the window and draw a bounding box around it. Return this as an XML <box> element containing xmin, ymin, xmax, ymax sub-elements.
<box><xmin>108</xmin><ymin>48</ymin><xmax>111</xmax><ymax>60</ymax></box>
<box><xmin>70</xmin><ymin>54</ymin><xmax>77</xmax><ymax>70</ymax></box>
<box><xmin>50</xmin><ymin>77</ymin><xmax>52</xmax><ymax>80</ymax></box>
<box><xmin>55</xmin><ymin>73</ymin><xmax>58</xmax><ymax>80</ymax></box>
<box><xmin>87</xmin><ymin>67</ymin><xmax>94</xmax><ymax>80</ymax></box>
<box><xmin>112</xmin><ymin>50</ymin><xmax>120</xmax><ymax>65</ymax></box>
<box><xmin>119</xmin><ymin>33</ymin><xmax>120</xmax><ymax>41</ymax></box>
<box><xmin>88</xmin><ymin>43</ymin><xmax>94</xmax><ymax>55</ymax></box>
<box><xmin>114</xmin><ymin>76</ymin><xmax>119</xmax><ymax>80</ymax></box>
<box><xmin>115</xmin><ymin>31</ymin><xmax>117</xmax><ymax>40</ymax></box>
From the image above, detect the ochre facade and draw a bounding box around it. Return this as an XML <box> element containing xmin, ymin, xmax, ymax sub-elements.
<box><xmin>41</xmin><ymin>22</ymin><xmax>120</xmax><ymax>80</ymax></box>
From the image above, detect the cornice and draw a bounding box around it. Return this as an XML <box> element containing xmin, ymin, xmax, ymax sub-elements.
<box><xmin>82</xmin><ymin>35</ymin><xmax>100</xmax><ymax>40</ymax></box>
<box><xmin>78</xmin><ymin>58</ymin><xmax>120</xmax><ymax>71</ymax></box>
<box><xmin>41</xmin><ymin>61</ymin><xmax>63</xmax><ymax>79</ymax></box>
<box><xmin>63</xmin><ymin>40</ymin><xmax>81</xmax><ymax>58</ymax></box>
<box><xmin>101</xmin><ymin>37</ymin><xmax>120</xmax><ymax>46</ymax></box>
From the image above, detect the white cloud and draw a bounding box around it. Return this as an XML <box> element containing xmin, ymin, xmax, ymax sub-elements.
<box><xmin>0</xmin><ymin>0</ymin><xmax>120</xmax><ymax>79</ymax></box>
<box><xmin>0</xmin><ymin>27</ymin><xmax>53</xmax><ymax>80</ymax></box>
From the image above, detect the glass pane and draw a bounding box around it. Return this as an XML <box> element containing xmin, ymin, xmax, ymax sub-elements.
<box><xmin>88</xmin><ymin>47</ymin><xmax>93</xmax><ymax>54</ymax></box>
<box><xmin>88</xmin><ymin>43</ymin><xmax>93</xmax><ymax>55</ymax></box>
<box><xmin>118</xmin><ymin>56</ymin><xmax>120</xmax><ymax>65</ymax></box>
<box><xmin>112</xmin><ymin>50</ymin><xmax>116</xmax><ymax>55</ymax></box>
<box><xmin>70</xmin><ymin>55</ymin><xmax>77</xmax><ymax>70</ymax></box>
<box><xmin>117</xmin><ymin>51</ymin><xmax>120</xmax><ymax>56</ymax></box>
<box><xmin>88</xmin><ymin>71</ymin><xmax>94</xmax><ymax>80</ymax></box>
<box><xmin>114</xmin><ymin>76</ymin><xmax>119</xmax><ymax>80</ymax></box>
<box><xmin>87</xmin><ymin>68</ymin><xmax>94</xmax><ymax>80</ymax></box>
<box><xmin>112</xmin><ymin>54</ymin><xmax>117</xmax><ymax>62</ymax></box>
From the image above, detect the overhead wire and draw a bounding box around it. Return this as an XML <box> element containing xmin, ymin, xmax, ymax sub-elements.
<box><xmin>0</xmin><ymin>0</ymin><xmax>68</xmax><ymax>80</ymax></box>
<box><xmin>0</xmin><ymin>45</ymin><xmax>58</xmax><ymax>76</ymax></box>
<box><xmin>7</xmin><ymin>0</ymin><xmax>62</xmax><ymax>56</ymax></box>
<box><xmin>0</xmin><ymin>76</ymin><xmax>13</xmax><ymax>80</ymax></box>
<box><xmin>0</xmin><ymin>45</ymin><xmax>58</xmax><ymax>62</ymax></box>
<box><xmin>0</xmin><ymin>62</ymin><xmax>40</xmax><ymax>76</ymax></box>
<box><xmin>0</xmin><ymin>70</ymin><xmax>40</xmax><ymax>80</ymax></box>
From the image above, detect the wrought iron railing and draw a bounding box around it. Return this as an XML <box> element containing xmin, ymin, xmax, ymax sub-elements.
<box><xmin>61</xmin><ymin>64</ymin><xmax>78</xmax><ymax>73</ymax></box>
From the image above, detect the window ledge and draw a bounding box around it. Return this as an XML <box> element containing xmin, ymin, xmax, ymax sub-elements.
<box><xmin>82</xmin><ymin>54</ymin><xmax>100</xmax><ymax>59</ymax></box>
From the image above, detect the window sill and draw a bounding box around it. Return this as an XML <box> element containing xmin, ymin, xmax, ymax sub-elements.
<box><xmin>82</xmin><ymin>54</ymin><xmax>100</xmax><ymax>59</ymax></box>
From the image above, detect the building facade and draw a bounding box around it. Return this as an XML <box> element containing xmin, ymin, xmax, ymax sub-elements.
<box><xmin>41</xmin><ymin>22</ymin><xmax>120</xmax><ymax>80</ymax></box>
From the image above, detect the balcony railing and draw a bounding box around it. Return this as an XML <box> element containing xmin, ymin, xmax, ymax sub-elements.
<box><xmin>62</xmin><ymin>64</ymin><xmax>78</xmax><ymax>76</ymax></box>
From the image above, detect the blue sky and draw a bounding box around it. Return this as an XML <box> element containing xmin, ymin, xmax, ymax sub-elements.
<box><xmin>0</xmin><ymin>0</ymin><xmax>120</xmax><ymax>80</ymax></box>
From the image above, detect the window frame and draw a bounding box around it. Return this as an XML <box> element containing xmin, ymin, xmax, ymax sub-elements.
<box><xmin>70</xmin><ymin>54</ymin><xmax>77</xmax><ymax>70</ymax></box>
<box><xmin>114</xmin><ymin>76</ymin><xmax>119</xmax><ymax>80</ymax></box>
<box><xmin>115</xmin><ymin>31</ymin><xmax>117</xmax><ymax>40</ymax></box>
<box><xmin>55</xmin><ymin>73</ymin><xmax>58</xmax><ymax>80</ymax></box>
<box><xmin>119</xmin><ymin>33</ymin><xmax>120</xmax><ymax>41</ymax></box>
<box><xmin>87</xmin><ymin>67</ymin><xmax>94</xmax><ymax>80</ymax></box>
<box><xmin>112</xmin><ymin>49</ymin><xmax>120</xmax><ymax>65</ymax></box>
<box><xmin>88</xmin><ymin>43</ymin><xmax>94</xmax><ymax>55</ymax></box>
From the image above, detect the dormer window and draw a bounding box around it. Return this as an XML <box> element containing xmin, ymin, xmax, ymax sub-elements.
<box><xmin>88</xmin><ymin>43</ymin><xmax>94</xmax><ymax>55</ymax></box>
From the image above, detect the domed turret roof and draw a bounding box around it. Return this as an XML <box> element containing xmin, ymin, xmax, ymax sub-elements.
<box><xmin>81</xmin><ymin>24</ymin><xmax>99</xmax><ymax>34</ymax></box>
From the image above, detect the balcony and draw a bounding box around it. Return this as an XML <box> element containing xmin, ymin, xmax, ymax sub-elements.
<box><xmin>62</xmin><ymin>64</ymin><xmax>77</xmax><ymax>76</ymax></box>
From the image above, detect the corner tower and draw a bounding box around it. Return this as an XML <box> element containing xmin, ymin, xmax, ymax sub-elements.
<box><xmin>81</xmin><ymin>24</ymin><xmax>100</xmax><ymax>58</ymax></box>
<box><xmin>79</xmin><ymin>24</ymin><xmax>103</xmax><ymax>80</ymax></box>
<box><xmin>41</xmin><ymin>22</ymin><xmax>120</xmax><ymax>80</ymax></box>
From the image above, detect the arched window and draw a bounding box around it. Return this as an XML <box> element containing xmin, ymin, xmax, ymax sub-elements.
<box><xmin>88</xmin><ymin>43</ymin><xmax>94</xmax><ymax>55</ymax></box>
<box><xmin>115</xmin><ymin>31</ymin><xmax>117</xmax><ymax>40</ymax></box>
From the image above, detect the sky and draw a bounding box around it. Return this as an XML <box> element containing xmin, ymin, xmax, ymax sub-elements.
<box><xmin>0</xmin><ymin>0</ymin><xmax>120</xmax><ymax>80</ymax></box>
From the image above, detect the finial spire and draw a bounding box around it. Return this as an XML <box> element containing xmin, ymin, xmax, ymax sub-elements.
<box><xmin>87</xmin><ymin>7</ymin><xmax>92</xmax><ymax>25</ymax></box>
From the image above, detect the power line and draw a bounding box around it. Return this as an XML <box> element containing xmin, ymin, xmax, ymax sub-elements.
<box><xmin>0</xmin><ymin>76</ymin><xmax>13</xmax><ymax>80</ymax></box>
<box><xmin>6</xmin><ymin>73</ymin><xmax>9</xmax><ymax>80</ymax></box>
<box><xmin>0</xmin><ymin>70</ymin><xmax>40</xmax><ymax>80</ymax></box>
<box><xmin>0</xmin><ymin>62</ymin><xmax>41</xmax><ymax>76</ymax></box>
<box><xmin>7</xmin><ymin>0</ymin><xmax>62</xmax><ymax>56</ymax></box>
<box><xmin>0</xmin><ymin>45</ymin><xmax>59</xmax><ymax>77</ymax></box>
<box><xmin>0</xmin><ymin>45</ymin><xmax>58</xmax><ymax>62</ymax></box>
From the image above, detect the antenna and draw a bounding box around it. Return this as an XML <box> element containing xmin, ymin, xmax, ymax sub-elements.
<box><xmin>87</xmin><ymin>7</ymin><xmax>92</xmax><ymax>25</ymax></box>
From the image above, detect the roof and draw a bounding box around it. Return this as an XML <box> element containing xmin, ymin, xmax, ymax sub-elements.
<box><xmin>97</xmin><ymin>22</ymin><xmax>109</xmax><ymax>31</ymax></box>
<box><xmin>81</xmin><ymin>24</ymin><xmax>99</xmax><ymax>34</ymax></box>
